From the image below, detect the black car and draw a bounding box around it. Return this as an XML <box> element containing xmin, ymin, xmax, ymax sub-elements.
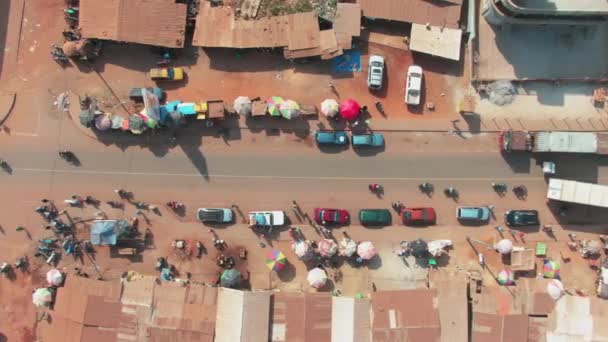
<box><xmin>505</xmin><ymin>210</ymin><xmax>539</xmax><ymax>226</ymax></box>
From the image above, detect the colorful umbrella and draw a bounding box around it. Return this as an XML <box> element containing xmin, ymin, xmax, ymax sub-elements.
<box><xmin>292</xmin><ymin>241</ymin><xmax>314</xmax><ymax>260</ymax></box>
<box><xmin>94</xmin><ymin>114</ymin><xmax>111</xmax><ymax>131</ymax></box>
<box><xmin>357</xmin><ymin>241</ymin><xmax>377</xmax><ymax>260</ymax></box>
<box><xmin>233</xmin><ymin>96</ymin><xmax>252</xmax><ymax>116</ymax></box>
<box><xmin>546</xmin><ymin>279</ymin><xmax>565</xmax><ymax>300</ymax></box>
<box><xmin>32</xmin><ymin>288</ymin><xmax>53</xmax><ymax>307</ymax></box>
<box><xmin>543</xmin><ymin>260</ymin><xmax>561</xmax><ymax>279</ymax></box>
<box><xmin>321</xmin><ymin>99</ymin><xmax>339</xmax><ymax>117</ymax></box>
<box><xmin>339</xmin><ymin>238</ymin><xmax>357</xmax><ymax>257</ymax></box>
<box><xmin>307</xmin><ymin>267</ymin><xmax>328</xmax><ymax>288</ymax></box>
<box><xmin>317</xmin><ymin>239</ymin><xmax>338</xmax><ymax>257</ymax></box>
<box><xmin>495</xmin><ymin>239</ymin><xmax>513</xmax><ymax>255</ymax></box>
<box><xmin>266</xmin><ymin>250</ymin><xmax>287</xmax><ymax>271</ymax></box>
<box><xmin>220</xmin><ymin>269</ymin><xmax>242</xmax><ymax>288</ymax></box>
<box><xmin>497</xmin><ymin>269</ymin><xmax>514</xmax><ymax>285</ymax></box>
<box><xmin>46</xmin><ymin>269</ymin><xmax>63</xmax><ymax>286</ymax></box>
<box><xmin>339</xmin><ymin>99</ymin><xmax>361</xmax><ymax>121</ymax></box>
<box><xmin>266</xmin><ymin>96</ymin><xmax>284</xmax><ymax>116</ymax></box>
<box><xmin>280</xmin><ymin>100</ymin><xmax>300</xmax><ymax>119</ymax></box>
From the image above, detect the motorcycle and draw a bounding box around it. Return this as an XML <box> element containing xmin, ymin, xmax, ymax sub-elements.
<box><xmin>375</xmin><ymin>101</ymin><xmax>385</xmax><ymax>115</ymax></box>
<box><xmin>491</xmin><ymin>182</ymin><xmax>508</xmax><ymax>193</ymax></box>
<box><xmin>58</xmin><ymin>150</ymin><xmax>75</xmax><ymax>161</ymax></box>
<box><xmin>0</xmin><ymin>262</ymin><xmax>11</xmax><ymax>277</ymax></box>
<box><xmin>106</xmin><ymin>201</ymin><xmax>123</xmax><ymax>209</ymax></box>
<box><xmin>513</xmin><ymin>185</ymin><xmax>527</xmax><ymax>198</ymax></box>
<box><xmin>418</xmin><ymin>182</ymin><xmax>434</xmax><ymax>194</ymax></box>
<box><xmin>64</xmin><ymin>196</ymin><xmax>82</xmax><ymax>206</ymax></box>
<box><xmin>368</xmin><ymin>183</ymin><xmax>383</xmax><ymax>194</ymax></box>
<box><xmin>444</xmin><ymin>187</ymin><xmax>459</xmax><ymax>199</ymax></box>
<box><xmin>155</xmin><ymin>257</ymin><xmax>167</xmax><ymax>271</ymax></box>
<box><xmin>391</xmin><ymin>201</ymin><xmax>404</xmax><ymax>212</ymax></box>
<box><xmin>51</xmin><ymin>45</ymin><xmax>69</xmax><ymax>64</ymax></box>
<box><xmin>14</xmin><ymin>257</ymin><xmax>27</xmax><ymax>270</ymax></box>
<box><xmin>135</xmin><ymin>202</ymin><xmax>148</xmax><ymax>209</ymax></box>
<box><xmin>166</xmin><ymin>201</ymin><xmax>184</xmax><ymax>209</ymax></box>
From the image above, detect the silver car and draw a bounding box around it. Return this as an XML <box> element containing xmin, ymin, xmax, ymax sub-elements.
<box><xmin>367</xmin><ymin>55</ymin><xmax>385</xmax><ymax>90</ymax></box>
<box><xmin>197</xmin><ymin>208</ymin><xmax>233</xmax><ymax>223</ymax></box>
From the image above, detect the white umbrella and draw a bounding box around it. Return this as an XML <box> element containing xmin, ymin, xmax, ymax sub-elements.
<box><xmin>357</xmin><ymin>241</ymin><xmax>377</xmax><ymax>260</ymax></box>
<box><xmin>339</xmin><ymin>238</ymin><xmax>357</xmax><ymax>257</ymax></box>
<box><xmin>46</xmin><ymin>269</ymin><xmax>63</xmax><ymax>286</ymax></box>
<box><xmin>321</xmin><ymin>99</ymin><xmax>339</xmax><ymax>117</ymax></box>
<box><xmin>233</xmin><ymin>96</ymin><xmax>252</xmax><ymax>116</ymax></box>
<box><xmin>32</xmin><ymin>288</ymin><xmax>53</xmax><ymax>307</ymax></box>
<box><xmin>291</xmin><ymin>241</ymin><xmax>313</xmax><ymax>260</ymax></box>
<box><xmin>495</xmin><ymin>239</ymin><xmax>513</xmax><ymax>255</ymax></box>
<box><xmin>547</xmin><ymin>279</ymin><xmax>565</xmax><ymax>300</ymax></box>
<box><xmin>307</xmin><ymin>267</ymin><xmax>328</xmax><ymax>288</ymax></box>
<box><xmin>317</xmin><ymin>239</ymin><xmax>338</xmax><ymax>257</ymax></box>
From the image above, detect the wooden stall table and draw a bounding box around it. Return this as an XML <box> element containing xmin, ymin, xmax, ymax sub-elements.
<box><xmin>299</xmin><ymin>104</ymin><xmax>318</xmax><ymax>118</ymax></box>
<box><xmin>251</xmin><ymin>100</ymin><xmax>267</xmax><ymax>117</ymax></box>
<box><xmin>207</xmin><ymin>100</ymin><xmax>226</xmax><ymax>119</ymax></box>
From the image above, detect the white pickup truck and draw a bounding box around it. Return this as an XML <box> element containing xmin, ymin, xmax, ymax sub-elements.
<box><xmin>248</xmin><ymin>211</ymin><xmax>285</xmax><ymax>227</ymax></box>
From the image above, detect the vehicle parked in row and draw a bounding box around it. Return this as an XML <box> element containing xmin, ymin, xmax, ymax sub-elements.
<box><xmin>197</xmin><ymin>208</ymin><xmax>233</xmax><ymax>223</ymax></box>
<box><xmin>248</xmin><ymin>211</ymin><xmax>285</xmax><ymax>227</ymax></box>
<box><xmin>401</xmin><ymin>207</ymin><xmax>436</xmax><ymax>226</ymax></box>
<box><xmin>351</xmin><ymin>133</ymin><xmax>385</xmax><ymax>147</ymax></box>
<box><xmin>150</xmin><ymin>67</ymin><xmax>184</xmax><ymax>81</ymax></box>
<box><xmin>359</xmin><ymin>209</ymin><xmax>392</xmax><ymax>226</ymax></box>
<box><xmin>505</xmin><ymin>210</ymin><xmax>539</xmax><ymax>226</ymax></box>
<box><xmin>456</xmin><ymin>206</ymin><xmax>490</xmax><ymax>223</ymax></box>
<box><xmin>315</xmin><ymin>131</ymin><xmax>348</xmax><ymax>146</ymax></box>
<box><xmin>314</xmin><ymin>208</ymin><xmax>350</xmax><ymax>225</ymax></box>
<box><xmin>367</xmin><ymin>55</ymin><xmax>385</xmax><ymax>90</ymax></box>
<box><xmin>405</xmin><ymin>65</ymin><xmax>423</xmax><ymax>105</ymax></box>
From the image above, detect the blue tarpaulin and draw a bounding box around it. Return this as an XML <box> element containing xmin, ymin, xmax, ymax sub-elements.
<box><xmin>178</xmin><ymin>103</ymin><xmax>197</xmax><ymax>115</ymax></box>
<box><xmin>90</xmin><ymin>220</ymin><xmax>129</xmax><ymax>245</ymax></box>
<box><xmin>332</xmin><ymin>50</ymin><xmax>361</xmax><ymax>72</ymax></box>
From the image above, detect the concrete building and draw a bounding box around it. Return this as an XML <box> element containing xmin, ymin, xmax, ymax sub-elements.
<box><xmin>483</xmin><ymin>0</ymin><xmax>608</xmax><ymax>25</ymax></box>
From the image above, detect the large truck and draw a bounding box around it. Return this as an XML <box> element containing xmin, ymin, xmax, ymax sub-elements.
<box><xmin>547</xmin><ymin>178</ymin><xmax>608</xmax><ymax>208</ymax></box>
<box><xmin>499</xmin><ymin>130</ymin><xmax>608</xmax><ymax>154</ymax></box>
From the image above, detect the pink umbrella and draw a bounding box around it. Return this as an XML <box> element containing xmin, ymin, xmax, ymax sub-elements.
<box><xmin>339</xmin><ymin>99</ymin><xmax>361</xmax><ymax>121</ymax></box>
<box><xmin>357</xmin><ymin>241</ymin><xmax>377</xmax><ymax>260</ymax></box>
<box><xmin>46</xmin><ymin>269</ymin><xmax>63</xmax><ymax>286</ymax></box>
<box><xmin>317</xmin><ymin>239</ymin><xmax>338</xmax><ymax>257</ymax></box>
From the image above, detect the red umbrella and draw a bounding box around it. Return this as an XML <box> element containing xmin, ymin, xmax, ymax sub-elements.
<box><xmin>340</xmin><ymin>99</ymin><xmax>361</xmax><ymax>121</ymax></box>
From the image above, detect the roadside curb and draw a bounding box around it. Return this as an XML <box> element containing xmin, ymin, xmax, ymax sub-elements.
<box><xmin>0</xmin><ymin>92</ymin><xmax>16</xmax><ymax>126</ymax></box>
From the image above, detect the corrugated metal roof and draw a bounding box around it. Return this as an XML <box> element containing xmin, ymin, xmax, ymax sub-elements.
<box><xmin>547</xmin><ymin>178</ymin><xmax>608</xmax><ymax>208</ymax></box>
<box><xmin>146</xmin><ymin>327</ymin><xmax>214</xmax><ymax>342</ymax></box>
<box><xmin>121</xmin><ymin>276</ymin><xmax>156</xmax><ymax>307</ymax></box>
<box><xmin>534</xmin><ymin>132</ymin><xmax>598</xmax><ymax>153</ymax></box>
<box><xmin>429</xmin><ymin>270</ymin><xmax>469</xmax><ymax>342</ymax></box>
<box><xmin>63</xmin><ymin>275</ymin><xmax>122</xmax><ymax>301</ymax></box>
<box><xmin>371</xmin><ymin>289</ymin><xmax>441</xmax><ymax>342</ymax></box>
<box><xmin>356</xmin><ymin>0</ymin><xmax>463</xmax><ymax>28</ymax></box>
<box><xmin>79</xmin><ymin>0</ymin><xmax>187</xmax><ymax>47</ymax></box>
<box><xmin>331</xmin><ymin>297</ymin><xmax>371</xmax><ymax>342</ymax></box>
<box><xmin>410</xmin><ymin>24</ymin><xmax>462</xmax><ymax>61</ymax></box>
<box><xmin>215</xmin><ymin>288</ymin><xmax>271</xmax><ymax>342</ymax></box>
<box><xmin>472</xmin><ymin>313</ymin><xmax>529</xmax><ymax>342</ymax></box>
<box><xmin>271</xmin><ymin>292</ymin><xmax>332</xmax><ymax>342</ymax></box>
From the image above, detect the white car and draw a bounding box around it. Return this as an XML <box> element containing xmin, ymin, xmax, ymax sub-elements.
<box><xmin>248</xmin><ymin>211</ymin><xmax>285</xmax><ymax>227</ymax></box>
<box><xmin>367</xmin><ymin>55</ymin><xmax>385</xmax><ymax>90</ymax></box>
<box><xmin>197</xmin><ymin>208</ymin><xmax>233</xmax><ymax>223</ymax></box>
<box><xmin>405</xmin><ymin>65</ymin><xmax>423</xmax><ymax>105</ymax></box>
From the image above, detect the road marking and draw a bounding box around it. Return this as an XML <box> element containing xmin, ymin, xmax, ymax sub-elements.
<box><xmin>12</xmin><ymin>167</ymin><xmax>551</xmax><ymax>181</ymax></box>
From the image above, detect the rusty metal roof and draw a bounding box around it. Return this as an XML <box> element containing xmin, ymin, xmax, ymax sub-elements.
<box><xmin>79</xmin><ymin>0</ymin><xmax>187</xmax><ymax>48</ymax></box>
<box><xmin>371</xmin><ymin>289</ymin><xmax>441</xmax><ymax>342</ymax></box>
<box><xmin>215</xmin><ymin>288</ymin><xmax>271</xmax><ymax>342</ymax></box>
<box><xmin>429</xmin><ymin>270</ymin><xmax>469</xmax><ymax>342</ymax></box>
<box><xmin>63</xmin><ymin>274</ymin><xmax>122</xmax><ymax>301</ymax></box>
<box><xmin>472</xmin><ymin>313</ymin><xmax>529</xmax><ymax>342</ymax></box>
<box><xmin>356</xmin><ymin>0</ymin><xmax>463</xmax><ymax>28</ymax></box>
<box><xmin>271</xmin><ymin>292</ymin><xmax>332</xmax><ymax>342</ymax></box>
<box><xmin>147</xmin><ymin>327</ymin><xmax>214</xmax><ymax>342</ymax></box>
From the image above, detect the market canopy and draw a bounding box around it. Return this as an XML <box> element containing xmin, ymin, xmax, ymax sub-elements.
<box><xmin>307</xmin><ymin>267</ymin><xmax>328</xmax><ymax>288</ymax></box>
<box><xmin>266</xmin><ymin>250</ymin><xmax>287</xmax><ymax>271</ymax></box>
<box><xmin>339</xmin><ymin>238</ymin><xmax>357</xmax><ymax>257</ymax></box>
<box><xmin>46</xmin><ymin>269</ymin><xmax>63</xmax><ymax>286</ymax></box>
<box><xmin>279</xmin><ymin>99</ymin><xmax>300</xmax><ymax>119</ymax></box>
<box><xmin>547</xmin><ymin>279</ymin><xmax>564</xmax><ymax>300</ymax></box>
<box><xmin>266</xmin><ymin>96</ymin><xmax>284</xmax><ymax>116</ymax></box>
<box><xmin>410</xmin><ymin>239</ymin><xmax>429</xmax><ymax>258</ymax></box>
<box><xmin>233</xmin><ymin>96</ymin><xmax>252</xmax><ymax>116</ymax></box>
<box><xmin>317</xmin><ymin>239</ymin><xmax>338</xmax><ymax>257</ymax></box>
<box><xmin>357</xmin><ymin>241</ymin><xmax>377</xmax><ymax>260</ymax></box>
<box><xmin>339</xmin><ymin>99</ymin><xmax>360</xmax><ymax>121</ymax></box>
<box><xmin>220</xmin><ymin>269</ymin><xmax>242</xmax><ymax>288</ymax></box>
<box><xmin>292</xmin><ymin>241</ymin><xmax>314</xmax><ymax>260</ymax></box>
<box><xmin>543</xmin><ymin>260</ymin><xmax>561</xmax><ymax>279</ymax></box>
<box><xmin>90</xmin><ymin>220</ymin><xmax>130</xmax><ymax>245</ymax></box>
<box><xmin>95</xmin><ymin>114</ymin><xmax>111</xmax><ymax>131</ymax></box>
<box><xmin>321</xmin><ymin>99</ymin><xmax>339</xmax><ymax>117</ymax></box>
<box><xmin>495</xmin><ymin>239</ymin><xmax>513</xmax><ymax>255</ymax></box>
<box><xmin>32</xmin><ymin>288</ymin><xmax>53</xmax><ymax>307</ymax></box>
<box><xmin>497</xmin><ymin>269</ymin><xmax>514</xmax><ymax>285</ymax></box>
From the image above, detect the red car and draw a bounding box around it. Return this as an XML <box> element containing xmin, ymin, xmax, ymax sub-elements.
<box><xmin>401</xmin><ymin>207</ymin><xmax>436</xmax><ymax>225</ymax></box>
<box><xmin>314</xmin><ymin>208</ymin><xmax>350</xmax><ymax>225</ymax></box>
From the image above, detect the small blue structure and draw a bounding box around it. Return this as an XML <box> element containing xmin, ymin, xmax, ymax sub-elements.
<box><xmin>90</xmin><ymin>220</ymin><xmax>130</xmax><ymax>245</ymax></box>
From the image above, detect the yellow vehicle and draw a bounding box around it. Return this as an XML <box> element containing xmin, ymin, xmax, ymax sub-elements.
<box><xmin>149</xmin><ymin>67</ymin><xmax>184</xmax><ymax>81</ymax></box>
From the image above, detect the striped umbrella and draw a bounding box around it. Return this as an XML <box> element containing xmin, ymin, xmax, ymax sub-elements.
<box><xmin>543</xmin><ymin>260</ymin><xmax>561</xmax><ymax>279</ymax></box>
<box><xmin>266</xmin><ymin>96</ymin><xmax>284</xmax><ymax>116</ymax></box>
<box><xmin>497</xmin><ymin>269</ymin><xmax>514</xmax><ymax>285</ymax></box>
<box><xmin>266</xmin><ymin>250</ymin><xmax>287</xmax><ymax>271</ymax></box>
<box><xmin>279</xmin><ymin>100</ymin><xmax>300</xmax><ymax>120</ymax></box>
<box><xmin>317</xmin><ymin>239</ymin><xmax>338</xmax><ymax>257</ymax></box>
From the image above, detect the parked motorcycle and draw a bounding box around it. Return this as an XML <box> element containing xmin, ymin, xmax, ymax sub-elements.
<box><xmin>418</xmin><ymin>182</ymin><xmax>434</xmax><ymax>194</ymax></box>
<box><xmin>491</xmin><ymin>182</ymin><xmax>508</xmax><ymax>193</ymax></box>
<box><xmin>166</xmin><ymin>201</ymin><xmax>184</xmax><ymax>210</ymax></box>
<box><xmin>368</xmin><ymin>183</ymin><xmax>383</xmax><ymax>194</ymax></box>
<box><xmin>375</xmin><ymin>101</ymin><xmax>385</xmax><ymax>115</ymax></box>
<box><xmin>444</xmin><ymin>187</ymin><xmax>459</xmax><ymax>199</ymax></box>
<box><xmin>391</xmin><ymin>201</ymin><xmax>404</xmax><ymax>212</ymax></box>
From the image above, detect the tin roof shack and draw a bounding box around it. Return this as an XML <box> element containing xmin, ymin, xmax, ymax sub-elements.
<box><xmin>546</xmin><ymin>295</ymin><xmax>608</xmax><ymax>340</ymax></box>
<box><xmin>78</xmin><ymin>0</ymin><xmax>187</xmax><ymax>48</ymax></box>
<box><xmin>429</xmin><ymin>270</ymin><xmax>469</xmax><ymax>342</ymax></box>
<box><xmin>357</xmin><ymin>0</ymin><xmax>462</xmax><ymax>28</ymax></box>
<box><xmin>271</xmin><ymin>292</ymin><xmax>332</xmax><ymax>341</ymax></box>
<box><xmin>215</xmin><ymin>288</ymin><xmax>271</xmax><ymax>342</ymax></box>
<box><xmin>331</xmin><ymin>296</ymin><xmax>371</xmax><ymax>342</ymax></box>
<box><xmin>371</xmin><ymin>289</ymin><xmax>441</xmax><ymax>342</ymax></box>
<box><xmin>472</xmin><ymin>313</ymin><xmax>529</xmax><ymax>342</ymax></box>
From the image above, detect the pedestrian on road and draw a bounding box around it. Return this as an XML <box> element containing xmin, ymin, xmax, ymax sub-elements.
<box><xmin>495</xmin><ymin>226</ymin><xmax>504</xmax><ymax>233</ymax></box>
<box><xmin>41</xmin><ymin>199</ymin><xmax>49</xmax><ymax>203</ymax></box>
<box><xmin>15</xmin><ymin>226</ymin><xmax>25</xmax><ymax>232</ymax></box>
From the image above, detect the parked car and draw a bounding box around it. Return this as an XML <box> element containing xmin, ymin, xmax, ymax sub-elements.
<box><xmin>351</xmin><ymin>133</ymin><xmax>385</xmax><ymax>147</ymax></box>
<box><xmin>315</xmin><ymin>131</ymin><xmax>348</xmax><ymax>145</ymax></box>
<box><xmin>314</xmin><ymin>208</ymin><xmax>349</xmax><ymax>225</ymax></box>
<box><xmin>456</xmin><ymin>206</ymin><xmax>490</xmax><ymax>223</ymax></box>
<box><xmin>359</xmin><ymin>209</ymin><xmax>392</xmax><ymax>225</ymax></box>
<box><xmin>505</xmin><ymin>210</ymin><xmax>539</xmax><ymax>226</ymax></box>
<box><xmin>367</xmin><ymin>55</ymin><xmax>385</xmax><ymax>90</ymax></box>
<box><xmin>401</xmin><ymin>207</ymin><xmax>436</xmax><ymax>225</ymax></box>
<box><xmin>150</xmin><ymin>67</ymin><xmax>184</xmax><ymax>81</ymax></box>
<box><xmin>197</xmin><ymin>208</ymin><xmax>233</xmax><ymax>223</ymax></box>
<box><xmin>405</xmin><ymin>65</ymin><xmax>423</xmax><ymax>105</ymax></box>
<box><xmin>248</xmin><ymin>211</ymin><xmax>285</xmax><ymax>226</ymax></box>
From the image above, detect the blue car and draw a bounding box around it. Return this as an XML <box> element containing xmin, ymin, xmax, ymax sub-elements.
<box><xmin>351</xmin><ymin>133</ymin><xmax>385</xmax><ymax>147</ymax></box>
<box><xmin>316</xmin><ymin>131</ymin><xmax>348</xmax><ymax>145</ymax></box>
